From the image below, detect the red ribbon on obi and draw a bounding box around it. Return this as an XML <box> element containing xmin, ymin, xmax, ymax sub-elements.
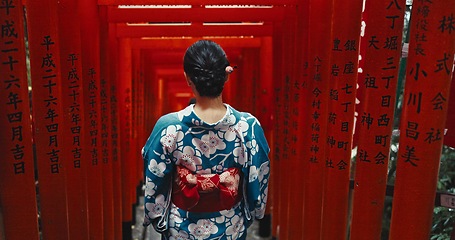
<box><xmin>172</xmin><ymin>166</ymin><xmax>242</xmax><ymax>212</ymax></box>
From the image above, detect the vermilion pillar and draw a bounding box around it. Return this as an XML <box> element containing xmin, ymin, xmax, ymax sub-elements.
<box><xmin>0</xmin><ymin>1</ymin><xmax>39</xmax><ymax>239</ymax></box>
<box><xmin>286</xmin><ymin>7</ymin><xmax>305</xmax><ymax>238</ymax></box>
<box><xmin>389</xmin><ymin>1</ymin><xmax>455</xmax><ymax>239</ymax></box>
<box><xmin>273</xmin><ymin>11</ymin><xmax>291</xmax><ymax>239</ymax></box>
<box><xmin>118</xmin><ymin>37</ymin><xmax>133</xmax><ymax>239</ymax></box>
<box><xmin>100</xmin><ymin>6</ymin><xmax>115</xmax><ymax>239</ymax></box>
<box><xmin>296</xmin><ymin>2</ymin><xmax>310</xmax><ymax>237</ymax></box>
<box><xmin>258</xmin><ymin>36</ymin><xmax>273</xmax><ymax>237</ymax></box>
<box><xmin>57</xmin><ymin>0</ymin><xmax>89</xmax><ymax>238</ymax></box>
<box><xmin>321</xmin><ymin>0</ymin><xmax>362</xmax><ymax>239</ymax></box>
<box><xmin>25</xmin><ymin>0</ymin><xmax>70</xmax><ymax>238</ymax></box>
<box><xmin>79</xmin><ymin>0</ymin><xmax>104</xmax><ymax>238</ymax></box>
<box><xmin>109</xmin><ymin>23</ymin><xmax>123</xmax><ymax>240</ymax></box>
<box><xmin>303</xmin><ymin>0</ymin><xmax>333</xmax><ymax>238</ymax></box>
<box><xmin>350</xmin><ymin>0</ymin><xmax>406</xmax><ymax>238</ymax></box>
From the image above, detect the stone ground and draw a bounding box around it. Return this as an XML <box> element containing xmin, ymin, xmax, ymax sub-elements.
<box><xmin>132</xmin><ymin>198</ymin><xmax>272</xmax><ymax>240</ymax></box>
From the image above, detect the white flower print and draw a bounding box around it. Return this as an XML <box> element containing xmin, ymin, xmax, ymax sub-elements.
<box><xmin>148</xmin><ymin>159</ymin><xmax>166</xmax><ymax>177</ymax></box>
<box><xmin>169</xmin><ymin>229</ymin><xmax>190</xmax><ymax>240</ymax></box>
<box><xmin>192</xmin><ymin>138</ymin><xmax>211</xmax><ymax>158</ymax></box>
<box><xmin>246</xmin><ymin>139</ymin><xmax>258</xmax><ymax>155</ymax></box>
<box><xmin>215</xmin><ymin>113</ymin><xmax>235</xmax><ymax>131</ymax></box>
<box><xmin>193</xmin><ymin>131</ymin><xmax>226</xmax><ymax>158</ymax></box>
<box><xmin>258</xmin><ymin>162</ymin><xmax>270</xmax><ymax>182</ymax></box>
<box><xmin>222</xmin><ymin>126</ymin><xmax>238</xmax><ymax>142</ymax></box>
<box><xmin>144</xmin><ymin>177</ymin><xmax>156</xmax><ymax>197</ymax></box>
<box><xmin>169</xmin><ymin>206</ymin><xmax>183</xmax><ymax>225</ymax></box>
<box><xmin>202</xmin><ymin>131</ymin><xmax>226</xmax><ymax>152</ymax></box>
<box><xmin>249</xmin><ymin>166</ymin><xmax>258</xmax><ymax>183</ymax></box>
<box><xmin>188</xmin><ymin>219</ymin><xmax>218</xmax><ymax>240</ymax></box>
<box><xmin>178</xmin><ymin>106</ymin><xmax>193</xmax><ymax>121</ymax></box>
<box><xmin>161</xmin><ymin>125</ymin><xmax>184</xmax><ymax>151</ymax></box>
<box><xmin>235</xmin><ymin>118</ymin><xmax>250</xmax><ymax>137</ymax></box>
<box><xmin>145</xmin><ymin>194</ymin><xmax>166</xmax><ymax>219</ymax></box>
<box><xmin>220</xmin><ymin>208</ymin><xmax>236</xmax><ymax>218</ymax></box>
<box><xmin>174</xmin><ymin>146</ymin><xmax>202</xmax><ymax>171</ymax></box>
<box><xmin>233</xmin><ymin>142</ymin><xmax>246</xmax><ymax>165</ymax></box>
<box><xmin>226</xmin><ymin>215</ymin><xmax>244</xmax><ymax>239</ymax></box>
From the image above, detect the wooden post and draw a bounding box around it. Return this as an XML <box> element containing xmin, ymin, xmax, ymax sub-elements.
<box><xmin>99</xmin><ymin>6</ymin><xmax>115</xmax><ymax>239</ymax></box>
<box><xmin>349</xmin><ymin>0</ymin><xmax>406</xmax><ymax>238</ymax></box>
<box><xmin>389</xmin><ymin>1</ymin><xmax>455</xmax><ymax>239</ymax></box>
<box><xmin>79</xmin><ymin>0</ymin><xmax>104</xmax><ymax>238</ymax></box>
<box><xmin>57</xmin><ymin>0</ymin><xmax>89</xmax><ymax>238</ymax></box>
<box><xmin>321</xmin><ymin>0</ymin><xmax>363</xmax><ymax>239</ymax></box>
<box><xmin>303</xmin><ymin>0</ymin><xmax>333</xmax><ymax>238</ymax></box>
<box><xmin>118</xmin><ymin>37</ymin><xmax>133</xmax><ymax>240</ymax></box>
<box><xmin>258</xmin><ymin>36</ymin><xmax>273</xmax><ymax>238</ymax></box>
<box><xmin>295</xmin><ymin>2</ymin><xmax>310</xmax><ymax>238</ymax></box>
<box><xmin>24</xmin><ymin>0</ymin><xmax>70</xmax><ymax>238</ymax></box>
<box><xmin>0</xmin><ymin>0</ymin><xmax>40</xmax><ymax>239</ymax></box>
<box><xmin>108</xmin><ymin>22</ymin><xmax>123</xmax><ymax>240</ymax></box>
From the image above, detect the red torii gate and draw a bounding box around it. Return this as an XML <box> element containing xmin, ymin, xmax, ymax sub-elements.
<box><xmin>0</xmin><ymin>1</ymin><xmax>454</xmax><ymax>240</ymax></box>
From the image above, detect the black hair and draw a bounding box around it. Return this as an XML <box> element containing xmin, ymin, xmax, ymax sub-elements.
<box><xmin>183</xmin><ymin>40</ymin><xmax>230</xmax><ymax>98</ymax></box>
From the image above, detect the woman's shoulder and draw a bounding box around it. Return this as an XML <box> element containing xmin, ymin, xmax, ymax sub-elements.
<box><xmin>228</xmin><ymin>105</ymin><xmax>261</xmax><ymax>125</ymax></box>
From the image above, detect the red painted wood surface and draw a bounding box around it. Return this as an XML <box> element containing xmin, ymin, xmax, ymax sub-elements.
<box><xmin>99</xmin><ymin>6</ymin><xmax>115</xmax><ymax>239</ymax></box>
<box><xmin>321</xmin><ymin>0</ymin><xmax>363</xmax><ymax>239</ymax></box>
<box><xmin>25</xmin><ymin>0</ymin><xmax>70</xmax><ymax>238</ymax></box>
<box><xmin>303</xmin><ymin>0</ymin><xmax>333</xmax><ymax>238</ymax></box>
<box><xmin>389</xmin><ymin>1</ymin><xmax>455</xmax><ymax>239</ymax></box>
<box><xmin>259</xmin><ymin>37</ymin><xmax>274</xmax><ymax>221</ymax></box>
<box><xmin>295</xmin><ymin>2</ymin><xmax>310</xmax><ymax>237</ymax></box>
<box><xmin>130</xmin><ymin>38</ymin><xmax>262</xmax><ymax>50</ymax></box>
<box><xmin>444</xmin><ymin>71</ymin><xmax>455</xmax><ymax>148</ymax></box>
<box><xmin>270</xmin><ymin>18</ymin><xmax>283</xmax><ymax>238</ymax></box>
<box><xmin>118</xmin><ymin>37</ymin><xmax>134</xmax><ymax>228</ymax></box>
<box><xmin>286</xmin><ymin>6</ymin><xmax>306</xmax><ymax>238</ymax></box>
<box><xmin>115</xmin><ymin>23</ymin><xmax>274</xmax><ymax>38</ymax></box>
<box><xmin>107</xmin><ymin>6</ymin><xmax>285</xmax><ymax>23</ymax></box>
<box><xmin>98</xmin><ymin>0</ymin><xmax>297</xmax><ymax>5</ymax></box>
<box><xmin>349</xmin><ymin>0</ymin><xmax>406</xmax><ymax>239</ymax></box>
<box><xmin>109</xmin><ymin>22</ymin><xmax>123</xmax><ymax>240</ymax></box>
<box><xmin>57</xmin><ymin>0</ymin><xmax>90</xmax><ymax>238</ymax></box>
<box><xmin>0</xmin><ymin>1</ymin><xmax>40</xmax><ymax>239</ymax></box>
<box><xmin>79</xmin><ymin>0</ymin><xmax>104</xmax><ymax>238</ymax></box>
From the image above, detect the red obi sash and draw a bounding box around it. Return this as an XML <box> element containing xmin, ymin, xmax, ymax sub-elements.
<box><xmin>172</xmin><ymin>166</ymin><xmax>242</xmax><ymax>212</ymax></box>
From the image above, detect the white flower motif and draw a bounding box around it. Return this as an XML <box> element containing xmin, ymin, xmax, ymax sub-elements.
<box><xmin>144</xmin><ymin>177</ymin><xmax>156</xmax><ymax>197</ymax></box>
<box><xmin>193</xmin><ymin>131</ymin><xmax>226</xmax><ymax>158</ymax></box>
<box><xmin>161</xmin><ymin>125</ymin><xmax>184</xmax><ymax>151</ymax></box>
<box><xmin>178</xmin><ymin>106</ymin><xmax>193</xmax><ymax>121</ymax></box>
<box><xmin>202</xmin><ymin>131</ymin><xmax>226</xmax><ymax>152</ymax></box>
<box><xmin>169</xmin><ymin>228</ymin><xmax>190</xmax><ymax>240</ymax></box>
<box><xmin>148</xmin><ymin>159</ymin><xmax>166</xmax><ymax>177</ymax></box>
<box><xmin>258</xmin><ymin>162</ymin><xmax>270</xmax><ymax>182</ymax></box>
<box><xmin>220</xmin><ymin>208</ymin><xmax>235</xmax><ymax>218</ymax></box>
<box><xmin>233</xmin><ymin>142</ymin><xmax>246</xmax><ymax>165</ymax></box>
<box><xmin>215</xmin><ymin>113</ymin><xmax>235</xmax><ymax>130</ymax></box>
<box><xmin>246</xmin><ymin>139</ymin><xmax>258</xmax><ymax>155</ymax></box>
<box><xmin>145</xmin><ymin>194</ymin><xmax>166</xmax><ymax>219</ymax></box>
<box><xmin>222</xmin><ymin>126</ymin><xmax>238</xmax><ymax>142</ymax></box>
<box><xmin>188</xmin><ymin>219</ymin><xmax>218</xmax><ymax>240</ymax></box>
<box><xmin>249</xmin><ymin>166</ymin><xmax>258</xmax><ymax>183</ymax></box>
<box><xmin>235</xmin><ymin>118</ymin><xmax>250</xmax><ymax>137</ymax></box>
<box><xmin>169</xmin><ymin>206</ymin><xmax>183</xmax><ymax>225</ymax></box>
<box><xmin>192</xmin><ymin>138</ymin><xmax>211</xmax><ymax>158</ymax></box>
<box><xmin>173</xmin><ymin>146</ymin><xmax>202</xmax><ymax>171</ymax></box>
<box><xmin>226</xmin><ymin>215</ymin><xmax>244</xmax><ymax>239</ymax></box>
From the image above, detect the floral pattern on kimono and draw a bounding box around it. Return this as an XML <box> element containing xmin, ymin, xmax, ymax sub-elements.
<box><xmin>142</xmin><ymin>104</ymin><xmax>270</xmax><ymax>240</ymax></box>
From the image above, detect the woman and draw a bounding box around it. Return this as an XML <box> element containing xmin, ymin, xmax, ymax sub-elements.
<box><xmin>142</xmin><ymin>40</ymin><xmax>270</xmax><ymax>240</ymax></box>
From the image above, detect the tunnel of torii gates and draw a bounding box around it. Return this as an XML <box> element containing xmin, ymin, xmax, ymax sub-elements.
<box><xmin>0</xmin><ymin>0</ymin><xmax>455</xmax><ymax>240</ymax></box>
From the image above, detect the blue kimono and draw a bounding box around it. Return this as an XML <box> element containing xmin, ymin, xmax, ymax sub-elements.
<box><xmin>142</xmin><ymin>104</ymin><xmax>270</xmax><ymax>240</ymax></box>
